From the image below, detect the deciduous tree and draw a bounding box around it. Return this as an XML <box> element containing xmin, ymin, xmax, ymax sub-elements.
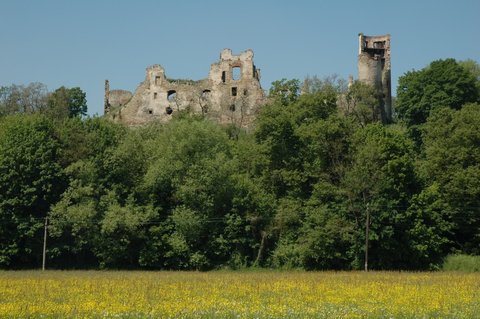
<box><xmin>46</xmin><ymin>86</ymin><xmax>87</xmax><ymax>119</ymax></box>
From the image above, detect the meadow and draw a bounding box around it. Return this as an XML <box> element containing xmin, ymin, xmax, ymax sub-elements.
<box><xmin>0</xmin><ymin>271</ymin><xmax>479</xmax><ymax>318</ymax></box>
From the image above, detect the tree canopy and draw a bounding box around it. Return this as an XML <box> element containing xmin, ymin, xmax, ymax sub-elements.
<box><xmin>396</xmin><ymin>58</ymin><xmax>479</xmax><ymax>129</ymax></box>
<box><xmin>1</xmin><ymin>58</ymin><xmax>480</xmax><ymax>270</ymax></box>
<box><xmin>0</xmin><ymin>83</ymin><xmax>87</xmax><ymax>119</ymax></box>
<box><xmin>46</xmin><ymin>86</ymin><xmax>88</xmax><ymax>118</ymax></box>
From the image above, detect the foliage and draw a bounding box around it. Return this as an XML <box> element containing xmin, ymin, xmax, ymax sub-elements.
<box><xmin>0</xmin><ymin>115</ymin><xmax>65</xmax><ymax>267</ymax></box>
<box><xmin>0</xmin><ymin>83</ymin><xmax>49</xmax><ymax>116</ymax></box>
<box><xmin>0</xmin><ymin>83</ymin><xmax>88</xmax><ymax>120</ymax></box>
<box><xmin>344</xmin><ymin>80</ymin><xmax>381</xmax><ymax>125</ymax></box>
<box><xmin>268</xmin><ymin>78</ymin><xmax>301</xmax><ymax>105</ymax></box>
<box><xmin>459</xmin><ymin>59</ymin><xmax>480</xmax><ymax>95</ymax></box>
<box><xmin>442</xmin><ymin>254</ymin><xmax>480</xmax><ymax>272</ymax></box>
<box><xmin>1</xmin><ymin>62</ymin><xmax>480</xmax><ymax>270</ymax></box>
<box><xmin>419</xmin><ymin>103</ymin><xmax>480</xmax><ymax>255</ymax></box>
<box><xmin>342</xmin><ymin>123</ymin><xmax>419</xmax><ymax>269</ymax></box>
<box><xmin>46</xmin><ymin>86</ymin><xmax>88</xmax><ymax>119</ymax></box>
<box><xmin>396</xmin><ymin>58</ymin><xmax>479</xmax><ymax>137</ymax></box>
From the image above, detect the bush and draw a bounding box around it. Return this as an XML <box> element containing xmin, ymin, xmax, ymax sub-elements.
<box><xmin>442</xmin><ymin>254</ymin><xmax>480</xmax><ymax>272</ymax></box>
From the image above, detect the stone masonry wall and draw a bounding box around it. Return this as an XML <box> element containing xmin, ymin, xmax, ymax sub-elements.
<box><xmin>358</xmin><ymin>33</ymin><xmax>392</xmax><ymax>122</ymax></box>
<box><xmin>105</xmin><ymin>49</ymin><xmax>265</xmax><ymax>128</ymax></box>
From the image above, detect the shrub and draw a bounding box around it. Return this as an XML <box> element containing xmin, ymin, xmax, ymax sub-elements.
<box><xmin>442</xmin><ymin>254</ymin><xmax>480</xmax><ymax>272</ymax></box>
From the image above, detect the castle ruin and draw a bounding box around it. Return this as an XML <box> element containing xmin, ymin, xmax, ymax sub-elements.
<box><xmin>104</xmin><ymin>49</ymin><xmax>265</xmax><ymax>128</ymax></box>
<box><xmin>105</xmin><ymin>35</ymin><xmax>392</xmax><ymax>126</ymax></box>
<box><xmin>358</xmin><ymin>33</ymin><xmax>392</xmax><ymax>123</ymax></box>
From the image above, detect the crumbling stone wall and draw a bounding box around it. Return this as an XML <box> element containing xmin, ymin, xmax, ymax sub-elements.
<box><xmin>108</xmin><ymin>90</ymin><xmax>133</xmax><ymax>109</ymax></box>
<box><xmin>105</xmin><ymin>49</ymin><xmax>265</xmax><ymax>128</ymax></box>
<box><xmin>358</xmin><ymin>33</ymin><xmax>392</xmax><ymax>122</ymax></box>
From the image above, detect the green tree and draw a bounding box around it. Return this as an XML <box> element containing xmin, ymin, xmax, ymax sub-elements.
<box><xmin>47</xmin><ymin>117</ymin><xmax>130</xmax><ymax>268</ymax></box>
<box><xmin>140</xmin><ymin>116</ymin><xmax>278</xmax><ymax>269</ymax></box>
<box><xmin>258</xmin><ymin>78</ymin><xmax>360</xmax><ymax>270</ymax></box>
<box><xmin>342</xmin><ymin>124</ymin><xmax>418</xmax><ymax>269</ymax></box>
<box><xmin>459</xmin><ymin>59</ymin><xmax>480</xmax><ymax>93</ymax></box>
<box><xmin>96</xmin><ymin>194</ymin><xmax>158</xmax><ymax>268</ymax></box>
<box><xmin>344</xmin><ymin>81</ymin><xmax>381</xmax><ymax>125</ymax></box>
<box><xmin>268</xmin><ymin>79</ymin><xmax>301</xmax><ymax>105</ymax></box>
<box><xmin>0</xmin><ymin>83</ymin><xmax>48</xmax><ymax>116</ymax></box>
<box><xmin>404</xmin><ymin>183</ymin><xmax>454</xmax><ymax>269</ymax></box>
<box><xmin>396</xmin><ymin>59</ymin><xmax>479</xmax><ymax>130</ymax></box>
<box><xmin>295</xmin><ymin>205</ymin><xmax>355</xmax><ymax>270</ymax></box>
<box><xmin>255</xmin><ymin>78</ymin><xmax>342</xmax><ymax>199</ymax></box>
<box><xmin>141</xmin><ymin>117</ymin><xmax>235</xmax><ymax>268</ymax></box>
<box><xmin>0</xmin><ymin>115</ymin><xmax>65</xmax><ymax>267</ymax></box>
<box><xmin>419</xmin><ymin>103</ymin><xmax>480</xmax><ymax>255</ymax></box>
<box><xmin>47</xmin><ymin>86</ymin><xmax>87</xmax><ymax>119</ymax></box>
<box><xmin>48</xmin><ymin>182</ymin><xmax>101</xmax><ymax>267</ymax></box>
<box><xmin>254</xmin><ymin>100</ymin><xmax>300</xmax><ymax>197</ymax></box>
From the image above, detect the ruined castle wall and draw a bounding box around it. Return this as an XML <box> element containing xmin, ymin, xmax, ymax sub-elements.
<box><xmin>105</xmin><ymin>49</ymin><xmax>265</xmax><ymax>128</ymax></box>
<box><xmin>108</xmin><ymin>90</ymin><xmax>133</xmax><ymax>108</ymax></box>
<box><xmin>110</xmin><ymin>81</ymin><xmax>150</xmax><ymax>125</ymax></box>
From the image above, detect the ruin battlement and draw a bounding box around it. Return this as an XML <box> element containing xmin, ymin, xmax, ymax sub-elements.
<box><xmin>105</xmin><ymin>35</ymin><xmax>393</xmax><ymax>126</ymax></box>
<box><xmin>105</xmin><ymin>49</ymin><xmax>265</xmax><ymax>128</ymax></box>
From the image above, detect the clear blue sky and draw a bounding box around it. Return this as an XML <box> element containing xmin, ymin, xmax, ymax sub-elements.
<box><xmin>1</xmin><ymin>0</ymin><xmax>479</xmax><ymax>116</ymax></box>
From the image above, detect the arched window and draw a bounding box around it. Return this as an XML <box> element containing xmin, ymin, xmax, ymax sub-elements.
<box><xmin>167</xmin><ymin>90</ymin><xmax>177</xmax><ymax>102</ymax></box>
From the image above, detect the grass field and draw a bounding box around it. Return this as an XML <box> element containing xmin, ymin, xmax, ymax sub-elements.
<box><xmin>0</xmin><ymin>271</ymin><xmax>479</xmax><ymax>318</ymax></box>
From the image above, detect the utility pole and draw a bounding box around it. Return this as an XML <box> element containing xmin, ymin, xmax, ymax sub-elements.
<box><xmin>364</xmin><ymin>203</ymin><xmax>370</xmax><ymax>272</ymax></box>
<box><xmin>42</xmin><ymin>217</ymin><xmax>48</xmax><ymax>271</ymax></box>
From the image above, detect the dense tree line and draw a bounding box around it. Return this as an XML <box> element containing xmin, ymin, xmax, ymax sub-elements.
<box><xmin>0</xmin><ymin>58</ymin><xmax>479</xmax><ymax>270</ymax></box>
<box><xmin>0</xmin><ymin>84</ymin><xmax>87</xmax><ymax>118</ymax></box>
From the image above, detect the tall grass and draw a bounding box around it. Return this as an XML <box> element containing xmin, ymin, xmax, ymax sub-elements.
<box><xmin>443</xmin><ymin>254</ymin><xmax>480</xmax><ymax>272</ymax></box>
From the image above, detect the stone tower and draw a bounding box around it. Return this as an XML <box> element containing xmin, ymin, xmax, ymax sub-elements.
<box><xmin>358</xmin><ymin>33</ymin><xmax>392</xmax><ymax>123</ymax></box>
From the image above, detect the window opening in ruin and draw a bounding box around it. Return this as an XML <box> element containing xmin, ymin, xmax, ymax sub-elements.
<box><xmin>148</xmin><ymin>110</ymin><xmax>153</xmax><ymax>114</ymax></box>
<box><xmin>153</xmin><ymin>92</ymin><xmax>158</xmax><ymax>99</ymax></box>
<box><xmin>229</xmin><ymin>104</ymin><xmax>235</xmax><ymax>112</ymax></box>
<box><xmin>243</xmin><ymin>89</ymin><xmax>248</xmax><ymax>96</ymax></box>
<box><xmin>167</xmin><ymin>90</ymin><xmax>177</xmax><ymax>102</ymax></box>
<box><xmin>202</xmin><ymin>89</ymin><xmax>211</xmax><ymax>99</ymax></box>
<box><xmin>155</xmin><ymin>76</ymin><xmax>160</xmax><ymax>85</ymax></box>
<box><xmin>231</xmin><ymin>87</ymin><xmax>237</xmax><ymax>96</ymax></box>
<box><xmin>373</xmin><ymin>41</ymin><xmax>385</xmax><ymax>49</ymax></box>
<box><xmin>165</xmin><ymin>106</ymin><xmax>173</xmax><ymax>115</ymax></box>
<box><xmin>232</xmin><ymin>66</ymin><xmax>241</xmax><ymax>80</ymax></box>
<box><xmin>221</xmin><ymin>71</ymin><xmax>226</xmax><ymax>83</ymax></box>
